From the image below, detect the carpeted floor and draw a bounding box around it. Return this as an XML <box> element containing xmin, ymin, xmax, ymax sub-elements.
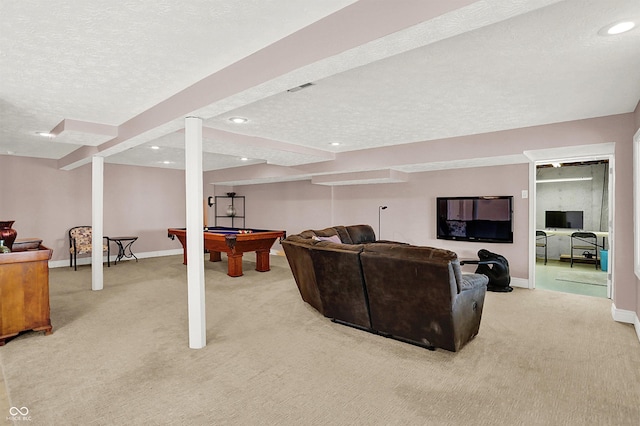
<box><xmin>0</xmin><ymin>255</ymin><xmax>638</xmax><ymax>425</ymax></box>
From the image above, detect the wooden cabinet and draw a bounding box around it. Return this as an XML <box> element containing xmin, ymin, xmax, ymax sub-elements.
<box><xmin>0</xmin><ymin>245</ymin><xmax>53</xmax><ymax>345</ymax></box>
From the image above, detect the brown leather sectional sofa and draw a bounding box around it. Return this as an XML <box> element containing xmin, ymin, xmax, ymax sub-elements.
<box><xmin>282</xmin><ymin>224</ymin><xmax>489</xmax><ymax>352</ymax></box>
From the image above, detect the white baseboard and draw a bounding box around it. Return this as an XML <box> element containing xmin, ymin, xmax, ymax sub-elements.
<box><xmin>510</xmin><ymin>277</ymin><xmax>529</xmax><ymax>289</ymax></box>
<box><xmin>49</xmin><ymin>248</ymin><xmax>183</xmax><ymax>269</ymax></box>
<box><xmin>611</xmin><ymin>303</ymin><xmax>637</xmax><ymax>323</ymax></box>
<box><xmin>611</xmin><ymin>303</ymin><xmax>640</xmax><ymax>344</ymax></box>
<box><xmin>49</xmin><ymin>248</ymin><xmax>285</xmax><ymax>269</ymax></box>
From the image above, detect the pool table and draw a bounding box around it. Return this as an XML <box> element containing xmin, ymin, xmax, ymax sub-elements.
<box><xmin>167</xmin><ymin>226</ymin><xmax>285</xmax><ymax>277</ymax></box>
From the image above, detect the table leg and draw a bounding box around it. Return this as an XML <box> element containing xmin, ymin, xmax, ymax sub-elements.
<box><xmin>115</xmin><ymin>241</ymin><xmax>124</xmax><ymax>264</ymax></box>
<box><xmin>209</xmin><ymin>251</ymin><xmax>222</xmax><ymax>262</ymax></box>
<box><xmin>227</xmin><ymin>253</ymin><xmax>244</xmax><ymax>277</ymax></box>
<box><xmin>255</xmin><ymin>250</ymin><xmax>271</xmax><ymax>272</ymax></box>
<box><xmin>122</xmin><ymin>240</ymin><xmax>138</xmax><ymax>262</ymax></box>
<box><xmin>114</xmin><ymin>239</ymin><xmax>138</xmax><ymax>265</ymax></box>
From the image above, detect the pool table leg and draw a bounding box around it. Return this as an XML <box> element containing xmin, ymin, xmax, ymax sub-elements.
<box><xmin>209</xmin><ymin>251</ymin><xmax>222</xmax><ymax>262</ymax></box>
<box><xmin>227</xmin><ymin>253</ymin><xmax>243</xmax><ymax>277</ymax></box>
<box><xmin>255</xmin><ymin>250</ymin><xmax>271</xmax><ymax>272</ymax></box>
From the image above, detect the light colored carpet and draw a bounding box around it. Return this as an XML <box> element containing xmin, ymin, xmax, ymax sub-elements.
<box><xmin>0</xmin><ymin>255</ymin><xmax>639</xmax><ymax>425</ymax></box>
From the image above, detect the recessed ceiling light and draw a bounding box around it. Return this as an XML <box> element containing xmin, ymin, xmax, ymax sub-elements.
<box><xmin>228</xmin><ymin>117</ymin><xmax>248</xmax><ymax>124</ymax></box>
<box><xmin>150</xmin><ymin>146</ymin><xmax>160</xmax><ymax>150</ymax></box>
<box><xmin>158</xmin><ymin>160</ymin><xmax>173</xmax><ymax>165</ymax></box>
<box><xmin>36</xmin><ymin>132</ymin><xmax>54</xmax><ymax>138</ymax></box>
<box><xmin>329</xmin><ymin>142</ymin><xmax>341</xmax><ymax>146</ymax></box>
<box><xmin>240</xmin><ymin>157</ymin><xmax>248</xmax><ymax>161</ymax></box>
<box><xmin>599</xmin><ymin>21</ymin><xmax>636</xmax><ymax>36</ymax></box>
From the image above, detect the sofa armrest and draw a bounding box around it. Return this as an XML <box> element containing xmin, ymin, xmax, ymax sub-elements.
<box><xmin>459</xmin><ymin>273</ymin><xmax>489</xmax><ymax>292</ymax></box>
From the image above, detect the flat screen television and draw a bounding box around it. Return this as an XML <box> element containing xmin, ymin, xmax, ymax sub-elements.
<box><xmin>437</xmin><ymin>196</ymin><xmax>513</xmax><ymax>243</ymax></box>
<box><xmin>545</xmin><ymin>210</ymin><xmax>583</xmax><ymax>229</ymax></box>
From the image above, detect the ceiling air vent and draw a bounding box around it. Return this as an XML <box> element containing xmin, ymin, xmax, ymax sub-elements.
<box><xmin>287</xmin><ymin>82</ymin><xmax>314</xmax><ymax>93</ymax></box>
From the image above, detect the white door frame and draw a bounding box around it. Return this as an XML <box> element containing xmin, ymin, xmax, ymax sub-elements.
<box><xmin>525</xmin><ymin>143</ymin><xmax>615</xmax><ymax>298</ymax></box>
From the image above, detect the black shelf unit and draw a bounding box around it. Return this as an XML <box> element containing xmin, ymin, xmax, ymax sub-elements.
<box><xmin>214</xmin><ymin>195</ymin><xmax>245</xmax><ymax>228</ymax></box>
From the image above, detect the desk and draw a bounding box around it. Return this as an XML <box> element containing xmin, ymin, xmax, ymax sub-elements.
<box><xmin>540</xmin><ymin>229</ymin><xmax>608</xmax><ymax>239</ymax></box>
<box><xmin>537</xmin><ymin>229</ymin><xmax>608</xmax><ymax>262</ymax></box>
<box><xmin>107</xmin><ymin>236</ymin><xmax>138</xmax><ymax>265</ymax></box>
<box><xmin>539</xmin><ymin>229</ymin><xmax>608</xmax><ymax>247</ymax></box>
<box><xmin>167</xmin><ymin>226</ymin><xmax>285</xmax><ymax>277</ymax></box>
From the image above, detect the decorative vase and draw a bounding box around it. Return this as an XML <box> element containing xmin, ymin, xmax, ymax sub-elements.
<box><xmin>0</xmin><ymin>221</ymin><xmax>17</xmax><ymax>250</ymax></box>
<box><xmin>226</xmin><ymin>204</ymin><xmax>237</xmax><ymax>217</ymax></box>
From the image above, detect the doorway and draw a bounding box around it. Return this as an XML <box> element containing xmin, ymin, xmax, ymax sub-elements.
<box><xmin>526</xmin><ymin>144</ymin><xmax>614</xmax><ymax>299</ymax></box>
<box><xmin>535</xmin><ymin>159</ymin><xmax>609</xmax><ymax>297</ymax></box>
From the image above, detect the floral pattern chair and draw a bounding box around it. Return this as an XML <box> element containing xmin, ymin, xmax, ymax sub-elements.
<box><xmin>69</xmin><ymin>226</ymin><xmax>109</xmax><ymax>270</ymax></box>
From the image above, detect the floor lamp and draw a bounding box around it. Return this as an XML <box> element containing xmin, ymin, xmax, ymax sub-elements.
<box><xmin>378</xmin><ymin>205</ymin><xmax>387</xmax><ymax>239</ymax></box>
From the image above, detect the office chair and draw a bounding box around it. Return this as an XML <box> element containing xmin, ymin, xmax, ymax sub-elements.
<box><xmin>570</xmin><ymin>231</ymin><xmax>598</xmax><ymax>269</ymax></box>
<box><xmin>536</xmin><ymin>230</ymin><xmax>547</xmax><ymax>265</ymax></box>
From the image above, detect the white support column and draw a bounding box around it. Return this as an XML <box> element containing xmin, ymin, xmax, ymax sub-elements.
<box><xmin>91</xmin><ymin>156</ymin><xmax>104</xmax><ymax>291</ymax></box>
<box><xmin>185</xmin><ymin>116</ymin><xmax>206</xmax><ymax>349</ymax></box>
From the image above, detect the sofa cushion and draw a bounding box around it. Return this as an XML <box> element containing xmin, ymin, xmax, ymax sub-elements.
<box><xmin>345</xmin><ymin>224</ymin><xmax>376</xmax><ymax>244</ymax></box>
<box><xmin>303</xmin><ymin>227</ymin><xmax>346</xmax><ymax>242</ymax></box>
<box><xmin>363</xmin><ymin>243</ymin><xmax>457</xmax><ymax>262</ymax></box>
<box><xmin>281</xmin><ymin>237</ymin><xmax>324</xmax><ymax>315</ymax></box>
<box><xmin>314</xmin><ymin>241</ymin><xmax>364</xmax><ymax>251</ymax></box>
<box><xmin>309</xmin><ymin>242</ymin><xmax>370</xmax><ymax>328</ymax></box>
<box><xmin>298</xmin><ymin>230</ymin><xmax>318</xmax><ymax>239</ymax></box>
<box><xmin>459</xmin><ymin>273</ymin><xmax>489</xmax><ymax>292</ymax></box>
<box><xmin>331</xmin><ymin>226</ymin><xmax>352</xmax><ymax>244</ymax></box>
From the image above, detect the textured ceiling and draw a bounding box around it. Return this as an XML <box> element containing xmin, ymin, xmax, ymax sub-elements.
<box><xmin>1</xmin><ymin>0</ymin><xmax>639</xmax><ymax>185</ymax></box>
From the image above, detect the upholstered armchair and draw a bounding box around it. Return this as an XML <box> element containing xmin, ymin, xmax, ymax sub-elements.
<box><xmin>69</xmin><ymin>226</ymin><xmax>109</xmax><ymax>270</ymax></box>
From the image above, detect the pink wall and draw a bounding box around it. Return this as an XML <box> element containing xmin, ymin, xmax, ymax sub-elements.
<box><xmin>209</xmin><ymin>181</ymin><xmax>333</xmax><ymax>238</ymax></box>
<box><xmin>1</xmin><ymin>156</ymin><xmax>90</xmax><ymax>258</ymax></box>
<box><xmin>0</xmin><ymin>156</ymin><xmax>185</xmax><ymax>263</ymax></box>
<box><xmin>2</xmin><ymin>112</ymin><xmax>637</xmax><ymax>319</ymax></box>
<box><xmin>230</xmin><ymin>164</ymin><xmax>528</xmax><ymax>276</ymax></box>
<box><xmin>213</xmin><ymin>114</ymin><xmax>637</xmax><ymax>315</ymax></box>
<box><xmin>103</xmin><ymin>163</ymin><xmax>186</xmax><ymax>256</ymax></box>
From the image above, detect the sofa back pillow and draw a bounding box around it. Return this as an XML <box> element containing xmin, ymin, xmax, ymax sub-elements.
<box><xmin>331</xmin><ymin>226</ymin><xmax>352</xmax><ymax>244</ymax></box>
<box><xmin>363</xmin><ymin>243</ymin><xmax>457</xmax><ymax>261</ymax></box>
<box><xmin>284</xmin><ymin>234</ymin><xmax>319</xmax><ymax>246</ymax></box>
<box><xmin>313</xmin><ymin>234</ymin><xmax>342</xmax><ymax>244</ymax></box>
<box><xmin>345</xmin><ymin>224</ymin><xmax>376</xmax><ymax>244</ymax></box>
